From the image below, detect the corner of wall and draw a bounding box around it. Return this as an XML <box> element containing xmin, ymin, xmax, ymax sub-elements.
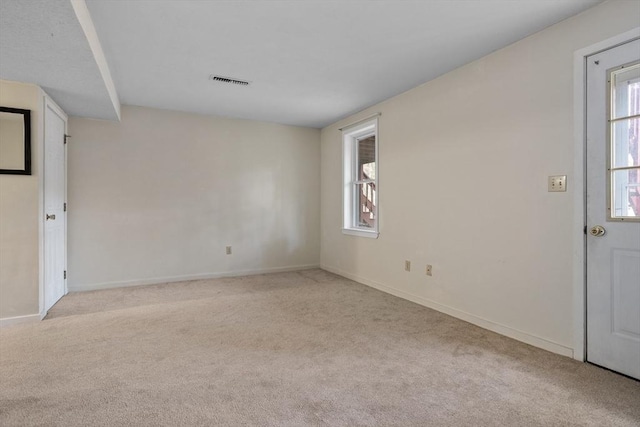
<box><xmin>0</xmin><ymin>80</ymin><xmax>44</xmax><ymax>320</ymax></box>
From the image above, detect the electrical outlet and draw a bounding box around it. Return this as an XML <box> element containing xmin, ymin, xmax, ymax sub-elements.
<box><xmin>426</xmin><ymin>265</ymin><xmax>433</xmax><ymax>276</ymax></box>
<box><xmin>405</xmin><ymin>260</ymin><xmax>411</xmax><ymax>272</ymax></box>
<box><xmin>226</xmin><ymin>246</ymin><xmax>232</xmax><ymax>255</ymax></box>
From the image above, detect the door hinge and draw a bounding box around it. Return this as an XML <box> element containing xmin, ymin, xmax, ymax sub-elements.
<box><xmin>64</xmin><ymin>134</ymin><xmax>71</xmax><ymax>144</ymax></box>
<box><xmin>64</xmin><ymin>202</ymin><xmax>67</xmax><ymax>212</ymax></box>
<box><xmin>64</xmin><ymin>270</ymin><xmax>67</xmax><ymax>280</ymax></box>
<box><xmin>584</xmin><ymin>225</ymin><xmax>587</xmax><ymax>235</ymax></box>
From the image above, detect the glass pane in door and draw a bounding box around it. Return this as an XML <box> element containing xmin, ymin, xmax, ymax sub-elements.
<box><xmin>611</xmin><ymin>63</ymin><xmax>640</xmax><ymax>119</ymax></box>
<box><xmin>611</xmin><ymin>168</ymin><xmax>640</xmax><ymax>218</ymax></box>
<box><xmin>611</xmin><ymin>117</ymin><xmax>639</xmax><ymax>168</ymax></box>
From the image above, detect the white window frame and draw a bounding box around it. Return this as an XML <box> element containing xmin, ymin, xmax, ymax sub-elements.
<box><xmin>342</xmin><ymin>116</ymin><xmax>379</xmax><ymax>238</ymax></box>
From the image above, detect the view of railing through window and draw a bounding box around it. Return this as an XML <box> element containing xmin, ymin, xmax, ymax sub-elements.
<box><xmin>610</xmin><ymin>63</ymin><xmax>640</xmax><ymax>219</ymax></box>
<box><xmin>357</xmin><ymin>135</ymin><xmax>376</xmax><ymax>228</ymax></box>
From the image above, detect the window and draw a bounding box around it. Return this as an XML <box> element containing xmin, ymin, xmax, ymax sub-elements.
<box><xmin>609</xmin><ymin>62</ymin><xmax>640</xmax><ymax>220</ymax></box>
<box><xmin>342</xmin><ymin>116</ymin><xmax>379</xmax><ymax>237</ymax></box>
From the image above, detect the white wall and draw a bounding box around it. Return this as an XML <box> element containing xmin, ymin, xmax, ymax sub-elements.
<box><xmin>0</xmin><ymin>80</ymin><xmax>42</xmax><ymax>320</ymax></box>
<box><xmin>68</xmin><ymin>105</ymin><xmax>320</xmax><ymax>290</ymax></box>
<box><xmin>320</xmin><ymin>0</ymin><xmax>640</xmax><ymax>357</ymax></box>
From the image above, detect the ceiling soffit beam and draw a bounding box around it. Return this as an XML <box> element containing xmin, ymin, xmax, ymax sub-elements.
<box><xmin>70</xmin><ymin>0</ymin><xmax>121</xmax><ymax>121</ymax></box>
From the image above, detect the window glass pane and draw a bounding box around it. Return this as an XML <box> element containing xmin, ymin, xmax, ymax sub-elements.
<box><xmin>355</xmin><ymin>183</ymin><xmax>376</xmax><ymax>228</ymax></box>
<box><xmin>357</xmin><ymin>135</ymin><xmax>376</xmax><ymax>180</ymax></box>
<box><xmin>612</xmin><ymin>117</ymin><xmax>639</xmax><ymax>168</ymax></box>
<box><xmin>611</xmin><ymin>63</ymin><xmax>640</xmax><ymax>119</ymax></box>
<box><xmin>611</xmin><ymin>168</ymin><xmax>640</xmax><ymax>218</ymax></box>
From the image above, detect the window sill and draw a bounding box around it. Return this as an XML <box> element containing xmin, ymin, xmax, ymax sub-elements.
<box><xmin>342</xmin><ymin>228</ymin><xmax>379</xmax><ymax>239</ymax></box>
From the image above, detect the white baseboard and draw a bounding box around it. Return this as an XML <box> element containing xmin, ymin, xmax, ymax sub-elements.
<box><xmin>0</xmin><ymin>313</ymin><xmax>40</xmax><ymax>328</ymax></box>
<box><xmin>68</xmin><ymin>264</ymin><xmax>321</xmax><ymax>292</ymax></box>
<box><xmin>322</xmin><ymin>265</ymin><xmax>574</xmax><ymax>359</ymax></box>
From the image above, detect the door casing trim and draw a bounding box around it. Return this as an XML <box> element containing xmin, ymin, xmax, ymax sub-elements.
<box><xmin>572</xmin><ymin>27</ymin><xmax>640</xmax><ymax>362</ymax></box>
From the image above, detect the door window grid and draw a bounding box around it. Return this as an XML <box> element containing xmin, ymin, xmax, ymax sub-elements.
<box><xmin>608</xmin><ymin>62</ymin><xmax>640</xmax><ymax>220</ymax></box>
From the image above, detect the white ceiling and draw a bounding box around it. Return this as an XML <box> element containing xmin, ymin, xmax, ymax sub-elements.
<box><xmin>1</xmin><ymin>0</ymin><xmax>602</xmax><ymax>128</ymax></box>
<box><xmin>0</xmin><ymin>0</ymin><xmax>119</xmax><ymax>120</ymax></box>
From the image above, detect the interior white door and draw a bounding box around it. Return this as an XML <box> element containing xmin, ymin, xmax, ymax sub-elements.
<box><xmin>586</xmin><ymin>39</ymin><xmax>640</xmax><ymax>380</ymax></box>
<box><xmin>43</xmin><ymin>98</ymin><xmax>67</xmax><ymax>313</ymax></box>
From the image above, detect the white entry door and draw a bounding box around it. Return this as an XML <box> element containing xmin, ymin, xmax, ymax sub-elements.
<box><xmin>586</xmin><ymin>39</ymin><xmax>640</xmax><ymax>380</ymax></box>
<box><xmin>43</xmin><ymin>98</ymin><xmax>67</xmax><ymax>313</ymax></box>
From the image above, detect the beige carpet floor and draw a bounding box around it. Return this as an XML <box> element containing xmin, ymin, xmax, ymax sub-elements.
<box><xmin>1</xmin><ymin>269</ymin><xmax>638</xmax><ymax>426</ymax></box>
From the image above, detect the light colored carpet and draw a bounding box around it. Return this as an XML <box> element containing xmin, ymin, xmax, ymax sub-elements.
<box><xmin>1</xmin><ymin>269</ymin><xmax>638</xmax><ymax>426</ymax></box>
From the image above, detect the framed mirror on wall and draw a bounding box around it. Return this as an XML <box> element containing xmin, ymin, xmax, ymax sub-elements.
<box><xmin>0</xmin><ymin>106</ymin><xmax>31</xmax><ymax>175</ymax></box>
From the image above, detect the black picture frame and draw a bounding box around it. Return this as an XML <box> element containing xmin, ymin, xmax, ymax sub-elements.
<box><xmin>0</xmin><ymin>106</ymin><xmax>31</xmax><ymax>175</ymax></box>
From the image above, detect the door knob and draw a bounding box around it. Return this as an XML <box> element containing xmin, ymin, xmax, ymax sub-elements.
<box><xmin>46</xmin><ymin>214</ymin><xmax>56</xmax><ymax>221</ymax></box>
<box><xmin>589</xmin><ymin>225</ymin><xmax>606</xmax><ymax>237</ymax></box>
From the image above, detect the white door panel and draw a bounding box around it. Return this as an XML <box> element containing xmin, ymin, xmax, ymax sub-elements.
<box><xmin>43</xmin><ymin>99</ymin><xmax>66</xmax><ymax>313</ymax></box>
<box><xmin>586</xmin><ymin>39</ymin><xmax>640</xmax><ymax>379</ymax></box>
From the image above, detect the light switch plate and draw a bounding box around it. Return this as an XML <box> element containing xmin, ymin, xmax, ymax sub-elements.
<box><xmin>548</xmin><ymin>175</ymin><xmax>567</xmax><ymax>192</ymax></box>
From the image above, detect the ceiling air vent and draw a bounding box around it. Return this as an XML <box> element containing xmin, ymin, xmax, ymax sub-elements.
<box><xmin>209</xmin><ymin>75</ymin><xmax>250</xmax><ymax>86</ymax></box>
